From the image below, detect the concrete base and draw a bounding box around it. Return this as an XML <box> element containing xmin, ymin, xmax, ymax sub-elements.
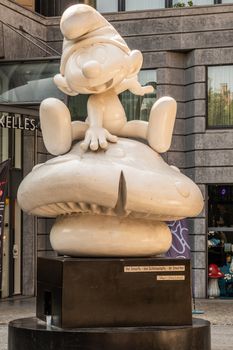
<box><xmin>8</xmin><ymin>317</ymin><xmax>211</xmax><ymax>350</ymax></box>
<box><xmin>37</xmin><ymin>257</ymin><xmax>192</xmax><ymax>328</ymax></box>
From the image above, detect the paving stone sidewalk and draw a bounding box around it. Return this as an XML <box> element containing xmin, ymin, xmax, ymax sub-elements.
<box><xmin>193</xmin><ymin>299</ymin><xmax>233</xmax><ymax>350</ymax></box>
<box><xmin>0</xmin><ymin>297</ymin><xmax>233</xmax><ymax>349</ymax></box>
<box><xmin>0</xmin><ymin>297</ymin><xmax>35</xmax><ymax>350</ymax></box>
<box><xmin>193</xmin><ymin>298</ymin><xmax>233</xmax><ymax>325</ymax></box>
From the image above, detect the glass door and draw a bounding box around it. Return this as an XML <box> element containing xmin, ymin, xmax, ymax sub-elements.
<box><xmin>208</xmin><ymin>185</ymin><xmax>233</xmax><ymax>298</ymax></box>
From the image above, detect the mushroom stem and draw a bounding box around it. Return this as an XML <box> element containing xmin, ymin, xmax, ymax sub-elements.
<box><xmin>50</xmin><ymin>214</ymin><xmax>172</xmax><ymax>257</ymax></box>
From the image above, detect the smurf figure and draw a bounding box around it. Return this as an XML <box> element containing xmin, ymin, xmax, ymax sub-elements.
<box><xmin>40</xmin><ymin>4</ymin><xmax>177</xmax><ymax>155</ymax></box>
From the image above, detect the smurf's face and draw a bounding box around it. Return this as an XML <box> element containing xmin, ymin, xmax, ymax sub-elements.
<box><xmin>56</xmin><ymin>42</ymin><xmax>142</xmax><ymax>95</ymax></box>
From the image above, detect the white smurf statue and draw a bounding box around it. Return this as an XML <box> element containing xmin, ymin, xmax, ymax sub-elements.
<box><xmin>40</xmin><ymin>4</ymin><xmax>176</xmax><ymax>155</ymax></box>
<box><xmin>17</xmin><ymin>4</ymin><xmax>204</xmax><ymax>257</ymax></box>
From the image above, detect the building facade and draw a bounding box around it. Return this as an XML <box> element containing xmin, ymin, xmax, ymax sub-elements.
<box><xmin>0</xmin><ymin>0</ymin><xmax>233</xmax><ymax>298</ymax></box>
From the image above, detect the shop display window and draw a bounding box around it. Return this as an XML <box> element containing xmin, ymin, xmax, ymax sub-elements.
<box><xmin>208</xmin><ymin>185</ymin><xmax>233</xmax><ymax>298</ymax></box>
<box><xmin>208</xmin><ymin>185</ymin><xmax>233</xmax><ymax>228</ymax></box>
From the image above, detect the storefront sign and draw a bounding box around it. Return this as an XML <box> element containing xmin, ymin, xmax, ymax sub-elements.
<box><xmin>0</xmin><ymin>114</ymin><xmax>38</xmax><ymax>131</ymax></box>
<box><xmin>0</xmin><ymin>160</ymin><xmax>10</xmax><ymax>294</ymax></box>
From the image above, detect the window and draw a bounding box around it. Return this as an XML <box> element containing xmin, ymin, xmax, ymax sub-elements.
<box><xmin>120</xmin><ymin>70</ymin><xmax>157</xmax><ymax>121</ymax></box>
<box><xmin>0</xmin><ymin>128</ymin><xmax>8</xmax><ymax>163</ymax></box>
<box><xmin>0</xmin><ymin>61</ymin><xmax>64</xmax><ymax>104</ymax></box>
<box><xmin>125</xmin><ymin>0</ymin><xmax>165</xmax><ymax>11</ymax></box>
<box><xmin>33</xmin><ymin>0</ymin><xmax>233</xmax><ymax>16</ymax></box>
<box><xmin>96</xmin><ymin>0</ymin><xmax>118</xmax><ymax>12</ymax></box>
<box><xmin>0</xmin><ymin>117</ymin><xmax>23</xmax><ymax>168</ymax></box>
<box><xmin>173</xmin><ymin>0</ymin><xmax>214</xmax><ymax>5</ymax></box>
<box><xmin>208</xmin><ymin>185</ymin><xmax>233</xmax><ymax>298</ymax></box>
<box><xmin>68</xmin><ymin>70</ymin><xmax>157</xmax><ymax>122</ymax></box>
<box><xmin>208</xmin><ymin>185</ymin><xmax>233</xmax><ymax>228</ymax></box>
<box><xmin>208</xmin><ymin>66</ymin><xmax>233</xmax><ymax>128</ymax></box>
<box><xmin>15</xmin><ymin>0</ymin><xmax>34</xmax><ymax>11</ymax></box>
<box><xmin>69</xmin><ymin>94</ymin><xmax>89</xmax><ymax>122</ymax></box>
<box><xmin>35</xmin><ymin>0</ymin><xmax>96</xmax><ymax>16</ymax></box>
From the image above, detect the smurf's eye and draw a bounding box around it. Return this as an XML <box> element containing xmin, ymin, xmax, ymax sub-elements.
<box><xmin>74</xmin><ymin>51</ymin><xmax>89</xmax><ymax>68</ymax></box>
<box><xmin>92</xmin><ymin>47</ymin><xmax>106</xmax><ymax>64</ymax></box>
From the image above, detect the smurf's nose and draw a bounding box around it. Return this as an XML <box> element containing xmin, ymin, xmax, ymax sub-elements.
<box><xmin>82</xmin><ymin>60</ymin><xmax>102</xmax><ymax>79</ymax></box>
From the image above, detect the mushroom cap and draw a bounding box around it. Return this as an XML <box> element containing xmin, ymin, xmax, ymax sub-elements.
<box><xmin>208</xmin><ymin>264</ymin><xmax>224</xmax><ymax>279</ymax></box>
<box><xmin>17</xmin><ymin>138</ymin><xmax>203</xmax><ymax>221</ymax></box>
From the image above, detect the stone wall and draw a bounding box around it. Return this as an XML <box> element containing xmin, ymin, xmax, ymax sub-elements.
<box><xmin>36</xmin><ymin>132</ymin><xmax>55</xmax><ymax>260</ymax></box>
<box><xmin>22</xmin><ymin>129</ymin><xmax>36</xmax><ymax>296</ymax></box>
<box><xmin>0</xmin><ymin>0</ymin><xmax>47</xmax><ymax>60</ymax></box>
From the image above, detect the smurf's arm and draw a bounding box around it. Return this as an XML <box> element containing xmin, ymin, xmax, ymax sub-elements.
<box><xmin>86</xmin><ymin>94</ymin><xmax>104</xmax><ymax>128</ymax></box>
<box><xmin>115</xmin><ymin>76</ymin><xmax>154</xmax><ymax>96</ymax></box>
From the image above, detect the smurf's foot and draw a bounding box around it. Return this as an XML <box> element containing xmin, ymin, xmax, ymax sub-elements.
<box><xmin>147</xmin><ymin>96</ymin><xmax>177</xmax><ymax>153</ymax></box>
<box><xmin>40</xmin><ymin>98</ymin><xmax>72</xmax><ymax>155</ymax></box>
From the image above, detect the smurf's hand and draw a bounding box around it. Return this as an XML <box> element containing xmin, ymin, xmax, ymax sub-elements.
<box><xmin>129</xmin><ymin>81</ymin><xmax>154</xmax><ymax>96</ymax></box>
<box><xmin>80</xmin><ymin>127</ymin><xmax>118</xmax><ymax>151</ymax></box>
<box><xmin>119</xmin><ymin>76</ymin><xmax>154</xmax><ymax>96</ymax></box>
<box><xmin>140</xmin><ymin>85</ymin><xmax>154</xmax><ymax>95</ymax></box>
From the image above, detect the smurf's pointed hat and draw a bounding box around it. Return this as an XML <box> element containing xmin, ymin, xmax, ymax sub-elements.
<box><xmin>60</xmin><ymin>4</ymin><xmax>131</xmax><ymax>75</ymax></box>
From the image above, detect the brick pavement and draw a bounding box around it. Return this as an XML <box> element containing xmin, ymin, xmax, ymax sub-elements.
<box><xmin>0</xmin><ymin>297</ymin><xmax>233</xmax><ymax>349</ymax></box>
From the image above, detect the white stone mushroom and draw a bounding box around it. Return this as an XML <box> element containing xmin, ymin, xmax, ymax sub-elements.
<box><xmin>17</xmin><ymin>139</ymin><xmax>203</xmax><ymax>257</ymax></box>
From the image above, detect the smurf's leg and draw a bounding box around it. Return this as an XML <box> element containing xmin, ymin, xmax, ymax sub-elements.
<box><xmin>117</xmin><ymin>120</ymin><xmax>148</xmax><ymax>139</ymax></box>
<box><xmin>71</xmin><ymin>121</ymin><xmax>88</xmax><ymax>141</ymax></box>
<box><xmin>40</xmin><ymin>98</ymin><xmax>72</xmax><ymax>155</ymax></box>
<box><xmin>147</xmin><ymin>96</ymin><xmax>177</xmax><ymax>153</ymax></box>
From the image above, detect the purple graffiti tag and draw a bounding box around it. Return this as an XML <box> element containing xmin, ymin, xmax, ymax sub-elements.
<box><xmin>166</xmin><ymin>219</ymin><xmax>190</xmax><ymax>259</ymax></box>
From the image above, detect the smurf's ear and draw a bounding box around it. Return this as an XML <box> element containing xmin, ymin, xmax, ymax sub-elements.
<box><xmin>126</xmin><ymin>50</ymin><xmax>143</xmax><ymax>78</ymax></box>
<box><xmin>54</xmin><ymin>74</ymin><xmax>79</xmax><ymax>96</ymax></box>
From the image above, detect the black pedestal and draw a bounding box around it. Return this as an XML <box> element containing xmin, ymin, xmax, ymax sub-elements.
<box><xmin>8</xmin><ymin>317</ymin><xmax>211</xmax><ymax>350</ymax></box>
<box><xmin>37</xmin><ymin>257</ymin><xmax>192</xmax><ymax>328</ymax></box>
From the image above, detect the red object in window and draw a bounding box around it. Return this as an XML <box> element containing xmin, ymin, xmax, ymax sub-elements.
<box><xmin>208</xmin><ymin>264</ymin><xmax>224</xmax><ymax>279</ymax></box>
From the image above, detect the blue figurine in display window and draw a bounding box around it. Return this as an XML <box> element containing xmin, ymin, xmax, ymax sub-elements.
<box><xmin>219</xmin><ymin>254</ymin><xmax>233</xmax><ymax>297</ymax></box>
